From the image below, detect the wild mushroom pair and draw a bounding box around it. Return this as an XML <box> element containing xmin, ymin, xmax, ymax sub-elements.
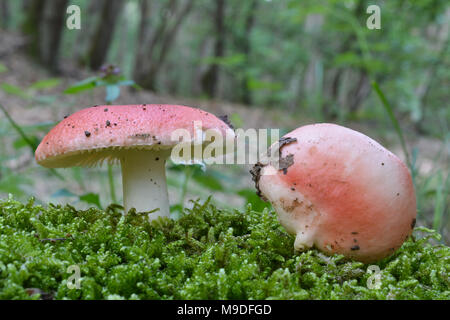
<box><xmin>36</xmin><ymin>105</ymin><xmax>416</xmax><ymax>263</ymax></box>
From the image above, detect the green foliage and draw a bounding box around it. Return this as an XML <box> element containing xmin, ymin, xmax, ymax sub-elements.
<box><xmin>0</xmin><ymin>63</ymin><xmax>7</xmax><ymax>73</ymax></box>
<box><xmin>373</xmin><ymin>81</ymin><xmax>413</xmax><ymax>167</ymax></box>
<box><xmin>63</xmin><ymin>76</ymin><xmax>98</xmax><ymax>94</ymax></box>
<box><xmin>201</xmin><ymin>54</ymin><xmax>246</xmax><ymax>67</ymax></box>
<box><xmin>29</xmin><ymin>78</ymin><xmax>61</xmax><ymax>90</ymax></box>
<box><xmin>51</xmin><ymin>189</ymin><xmax>103</xmax><ymax>210</ymax></box>
<box><xmin>0</xmin><ymin>83</ymin><xmax>30</xmax><ymax>99</ymax></box>
<box><xmin>63</xmin><ymin>67</ymin><xmax>138</xmax><ymax>104</ymax></box>
<box><xmin>0</xmin><ymin>170</ymin><xmax>31</xmax><ymax>197</ymax></box>
<box><xmin>1</xmin><ymin>78</ymin><xmax>61</xmax><ymax>102</ymax></box>
<box><xmin>0</xmin><ymin>196</ymin><xmax>448</xmax><ymax>300</ymax></box>
<box><xmin>0</xmin><ymin>103</ymin><xmax>39</xmax><ymax>151</ymax></box>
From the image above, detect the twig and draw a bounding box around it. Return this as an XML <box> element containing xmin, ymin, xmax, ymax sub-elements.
<box><xmin>39</xmin><ymin>237</ymin><xmax>69</xmax><ymax>242</ymax></box>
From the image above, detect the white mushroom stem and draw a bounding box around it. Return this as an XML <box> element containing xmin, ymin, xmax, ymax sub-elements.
<box><xmin>294</xmin><ymin>232</ymin><xmax>314</xmax><ymax>252</ymax></box>
<box><xmin>120</xmin><ymin>149</ymin><xmax>170</xmax><ymax>220</ymax></box>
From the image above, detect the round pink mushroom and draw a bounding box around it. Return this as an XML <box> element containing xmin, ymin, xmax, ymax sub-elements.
<box><xmin>35</xmin><ymin>104</ymin><xmax>234</xmax><ymax>219</ymax></box>
<box><xmin>252</xmin><ymin>123</ymin><xmax>416</xmax><ymax>263</ymax></box>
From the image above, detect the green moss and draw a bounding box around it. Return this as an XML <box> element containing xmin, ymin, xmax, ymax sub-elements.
<box><xmin>0</xmin><ymin>195</ymin><xmax>449</xmax><ymax>300</ymax></box>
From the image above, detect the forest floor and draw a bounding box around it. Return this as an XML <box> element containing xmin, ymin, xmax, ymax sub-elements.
<box><xmin>0</xmin><ymin>31</ymin><xmax>448</xmax><ymax>243</ymax></box>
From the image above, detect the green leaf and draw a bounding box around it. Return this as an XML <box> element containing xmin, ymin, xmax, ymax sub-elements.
<box><xmin>237</xmin><ymin>189</ymin><xmax>270</xmax><ymax>212</ymax></box>
<box><xmin>170</xmin><ymin>204</ymin><xmax>183</xmax><ymax>213</ymax></box>
<box><xmin>230</xmin><ymin>113</ymin><xmax>244</xmax><ymax>129</ymax></box>
<box><xmin>0</xmin><ymin>63</ymin><xmax>7</xmax><ymax>73</ymax></box>
<box><xmin>29</xmin><ymin>78</ymin><xmax>61</xmax><ymax>90</ymax></box>
<box><xmin>201</xmin><ymin>54</ymin><xmax>246</xmax><ymax>67</ymax></box>
<box><xmin>247</xmin><ymin>78</ymin><xmax>282</xmax><ymax>91</ymax></box>
<box><xmin>63</xmin><ymin>77</ymin><xmax>98</xmax><ymax>94</ymax></box>
<box><xmin>0</xmin><ymin>83</ymin><xmax>30</xmax><ymax>99</ymax></box>
<box><xmin>192</xmin><ymin>172</ymin><xmax>224</xmax><ymax>191</ymax></box>
<box><xmin>0</xmin><ymin>173</ymin><xmax>31</xmax><ymax>196</ymax></box>
<box><xmin>333</xmin><ymin>52</ymin><xmax>361</xmax><ymax>67</ymax></box>
<box><xmin>79</xmin><ymin>192</ymin><xmax>102</xmax><ymax>209</ymax></box>
<box><xmin>13</xmin><ymin>136</ymin><xmax>39</xmax><ymax>150</ymax></box>
<box><xmin>0</xmin><ymin>103</ymin><xmax>38</xmax><ymax>151</ymax></box>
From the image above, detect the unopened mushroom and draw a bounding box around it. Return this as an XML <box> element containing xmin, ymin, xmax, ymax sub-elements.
<box><xmin>35</xmin><ymin>104</ymin><xmax>234</xmax><ymax>220</ymax></box>
<box><xmin>251</xmin><ymin>123</ymin><xmax>416</xmax><ymax>263</ymax></box>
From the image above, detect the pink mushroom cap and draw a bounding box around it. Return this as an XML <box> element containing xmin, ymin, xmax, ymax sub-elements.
<box><xmin>35</xmin><ymin>104</ymin><xmax>232</xmax><ymax>167</ymax></box>
<box><xmin>254</xmin><ymin>123</ymin><xmax>416</xmax><ymax>263</ymax></box>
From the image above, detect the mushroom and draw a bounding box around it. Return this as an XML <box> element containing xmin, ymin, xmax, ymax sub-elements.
<box><xmin>251</xmin><ymin>123</ymin><xmax>416</xmax><ymax>263</ymax></box>
<box><xmin>35</xmin><ymin>104</ymin><xmax>234</xmax><ymax>220</ymax></box>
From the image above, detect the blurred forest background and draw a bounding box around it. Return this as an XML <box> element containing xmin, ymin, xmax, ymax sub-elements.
<box><xmin>0</xmin><ymin>0</ymin><xmax>448</xmax><ymax>242</ymax></box>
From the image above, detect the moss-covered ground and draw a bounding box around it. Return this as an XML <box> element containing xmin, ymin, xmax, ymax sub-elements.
<box><xmin>0</xmin><ymin>196</ymin><xmax>448</xmax><ymax>300</ymax></box>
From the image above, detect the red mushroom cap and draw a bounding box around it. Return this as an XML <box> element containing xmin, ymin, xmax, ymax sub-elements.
<box><xmin>35</xmin><ymin>104</ymin><xmax>233</xmax><ymax>168</ymax></box>
<box><xmin>256</xmin><ymin>123</ymin><xmax>417</xmax><ymax>263</ymax></box>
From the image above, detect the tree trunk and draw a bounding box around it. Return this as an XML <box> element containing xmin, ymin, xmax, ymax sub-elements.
<box><xmin>22</xmin><ymin>0</ymin><xmax>68</xmax><ymax>72</ymax></box>
<box><xmin>415</xmin><ymin>23</ymin><xmax>449</xmax><ymax>133</ymax></box>
<box><xmin>137</xmin><ymin>0</ymin><xmax>151</xmax><ymax>45</ymax></box>
<box><xmin>134</xmin><ymin>0</ymin><xmax>152</xmax><ymax>77</ymax></box>
<box><xmin>200</xmin><ymin>0</ymin><xmax>225</xmax><ymax>98</ymax></box>
<box><xmin>134</xmin><ymin>0</ymin><xmax>195</xmax><ymax>91</ymax></box>
<box><xmin>22</xmin><ymin>0</ymin><xmax>46</xmax><ymax>58</ymax></box>
<box><xmin>22</xmin><ymin>0</ymin><xmax>31</xmax><ymax>11</ymax></box>
<box><xmin>321</xmin><ymin>0</ymin><xmax>367</xmax><ymax>118</ymax></box>
<box><xmin>348</xmin><ymin>71</ymin><xmax>371</xmax><ymax>112</ymax></box>
<box><xmin>192</xmin><ymin>36</ymin><xmax>210</xmax><ymax>95</ymax></box>
<box><xmin>151</xmin><ymin>0</ymin><xmax>195</xmax><ymax>74</ymax></box>
<box><xmin>39</xmin><ymin>0</ymin><xmax>68</xmax><ymax>72</ymax></box>
<box><xmin>87</xmin><ymin>0</ymin><xmax>124</xmax><ymax>70</ymax></box>
<box><xmin>0</xmin><ymin>0</ymin><xmax>9</xmax><ymax>29</ymax></box>
<box><xmin>73</xmin><ymin>0</ymin><xmax>105</xmax><ymax>63</ymax></box>
<box><xmin>116</xmin><ymin>11</ymin><xmax>129</xmax><ymax>67</ymax></box>
<box><xmin>239</xmin><ymin>0</ymin><xmax>258</xmax><ymax>105</ymax></box>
